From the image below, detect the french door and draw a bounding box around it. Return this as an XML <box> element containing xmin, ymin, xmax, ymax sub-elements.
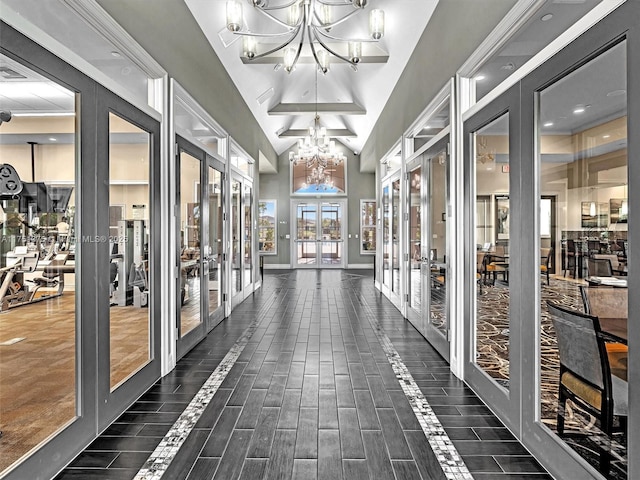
<box><xmin>230</xmin><ymin>172</ymin><xmax>255</xmax><ymax>307</ymax></box>
<box><xmin>405</xmin><ymin>136</ymin><xmax>450</xmax><ymax>360</ymax></box>
<box><xmin>176</xmin><ymin>136</ymin><xmax>226</xmax><ymax>358</ymax></box>
<box><xmin>292</xmin><ymin>199</ymin><xmax>346</xmax><ymax>268</ymax></box>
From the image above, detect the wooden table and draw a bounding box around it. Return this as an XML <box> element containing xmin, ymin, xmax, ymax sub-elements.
<box><xmin>599</xmin><ymin>317</ymin><xmax>627</xmax><ymax>345</ymax></box>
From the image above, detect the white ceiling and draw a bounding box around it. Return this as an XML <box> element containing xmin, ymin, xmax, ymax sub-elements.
<box><xmin>184</xmin><ymin>0</ymin><xmax>439</xmax><ymax>159</ymax></box>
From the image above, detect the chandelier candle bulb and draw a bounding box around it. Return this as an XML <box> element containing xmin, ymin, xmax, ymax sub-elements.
<box><xmin>349</xmin><ymin>41</ymin><xmax>362</xmax><ymax>63</ymax></box>
<box><xmin>284</xmin><ymin>47</ymin><xmax>297</xmax><ymax>72</ymax></box>
<box><xmin>226</xmin><ymin>0</ymin><xmax>242</xmax><ymax>32</ymax></box>
<box><xmin>370</xmin><ymin>9</ymin><xmax>384</xmax><ymax>40</ymax></box>
<box><xmin>243</xmin><ymin>36</ymin><xmax>257</xmax><ymax>59</ymax></box>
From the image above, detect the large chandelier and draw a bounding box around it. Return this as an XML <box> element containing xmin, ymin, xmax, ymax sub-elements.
<box><xmin>226</xmin><ymin>0</ymin><xmax>385</xmax><ymax>73</ymax></box>
<box><xmin>290</xmin><ymin>115</ymin><xmax>346</xmax><ymax>190</ymax></box>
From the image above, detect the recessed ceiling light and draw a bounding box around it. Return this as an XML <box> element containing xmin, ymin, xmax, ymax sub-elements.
<box><xmin>573</xmin><ymin>105</ymin><xmax>585</xmax><ymax>114</ymax></box>
<box><xmin>541</xmin><ymin>13</ymin><xmax>553</xmax><ymax>21</ymax></box>
<box><xmin>110</xmin><ymin>51</ymin><xmax>121</xmax><ymax>57</ymax></box>
<box><xmin>603</xmin><ymin>134</ymin><xmax>611</xmax><ymax>139</ymax></box>
<box><xmin>500</xmin><ymin>63</ymin><xmax>515</xmax><ymax>71</ymax></box>
<box><xmin>606</xmin><ymin>89</ymin><xmax>626</xmax><ymax>97</ymax></box>
<box><xmin>273</xmin><ymin>63</ymin><xmax>282</xmax><ymax>71</ymax></box>
<box><xmin>543</xmin><ymin>122</ymin><xmax>554</xmax><ymax>127</ymax></box>
<box><xmin>302</xmin><ymin>90</ymin><xmax>309</xmax><ymax>98</ymax></box>
<box><xmin>49</xmin><ymin>137</ymin><xmax>57</xmax><ymax>141</ymax></box>
<box><xmin>475</xmin><ymin>74</ymin><xmax>486</xmax><ymax>81</ymax></box>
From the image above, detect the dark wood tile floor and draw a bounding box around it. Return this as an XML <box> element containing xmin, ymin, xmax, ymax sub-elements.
<box><xmin>54</xmin><ymin>270</ymin><xmax>552</xmax><ymax>480</ymax></box>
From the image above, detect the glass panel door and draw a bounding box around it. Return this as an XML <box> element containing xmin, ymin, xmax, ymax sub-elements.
<box><xmin>243</xmin><ymin>183</ymin><xmax>253</xmax><ymax>289</ymax></box>
<box><xmin>293</xmin><ymin>200</ymin><xmax>345</xmax><ymax>268</ymax></box>
<box><xmin>382</xmin><ymin>184</ymin><xmax>391</xmax><ymax>290</ymax></box>
<box><xmin>108</xmin><ymin>112</ymin><xmax>151</xmax><ymax>389</ymax></box>
<box><xmin>391</xmin><ymin>178</ymin><xmax>401</xmax><ymax>297</ymax></box>
<box><xmin>177</xmin><ymin>147</ymin><xmax>202</xmax><ymax>340</ymax></box>
<box><xmin>207</xmin><ymin>162</ymin><xmax>224</xmax><ymax>326</ymax></box>
<box><xmin>425</xmin><ymin>143</ymin><xmax>449</xmax><ymax>359</ymax></box>
<box><xmin>320</xmin><ymin>202</ymin><xmax>343</xmax><ymax>265</ymax></box>
<box><xmin>406</xmin><ymin>160</ymin><xmax>423</xmax><ymax>328</ymax></box>
<box><xmin>231</xmin><ymin>179</ymin><xmax>242</xmax><ymax>298</ymax></box>
<box><xmin>0</xmin><ymin>59</ymin><xmax>78</xmax><ymax>471</ymax></box>
<box><xmin>474</xmin><ymin>113</ymin><xmax>511</xmax><ymax>389</ymax></box>
<box><xmin>295</xmin><ymin>203</ymin><xmax>318</xmax><ymax>266</ymax></box>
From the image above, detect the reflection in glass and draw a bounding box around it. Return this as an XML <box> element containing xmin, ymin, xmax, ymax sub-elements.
<box><xmin>177</xmin><ymin>150</ymin><xmax>201</xmax><ymax>338</ymax></box>
<box><xmin>538</xmin><ymin>41</ymin><xmax>627</xmax><ymax>478</ymax></box>
<box><xmin>474</xmin><ymin>113</ymin><xmax>510</xmax><ymax>388</ymax></box>
<box><xmin>109</xmin><ymin>112</ymin><xmax>151</xmax><ymax>389</ymax></box>
<box><xmin>430</xmin><ymin>149</ymin><xmax>447</xmax><ymax>335</ymax></box>
<box><xmin>208</xmin><ymin>166</ymin><xmax>222</xmax><ymax>314</ymax></box>
<box><xmin>0</xmin><ymin>63</ymin><xmax>77</xmax><ymax>471</ymax></box>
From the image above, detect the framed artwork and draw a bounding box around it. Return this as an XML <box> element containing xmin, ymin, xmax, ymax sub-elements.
<box><xmin>495</xmin><ymin>195</ymin><xmax>509</xmax><ymax>241</ymax></box>
<box><xmin>258</xmin><ymin>200</ymin><xmax>277</xmax><ymax>254</ymax></box>
<box><xmin>581</xmin><ymin>202</ymin><xmax>609</xmax><ymax>228</ymax></box>
<box><xmin>609</xmin><ymin>198</ymin><xmax>628</xmax><ymax>224</ymax></box>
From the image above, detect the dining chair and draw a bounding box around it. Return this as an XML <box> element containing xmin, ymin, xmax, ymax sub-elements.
<box><xmin>593</xmin><ymin>253</ymin><xmax>621</xmax><ymax>274</ymax></box>
<box><xmin>547</xmin><ymin>301</ymin><xmax>628</xmax><ymax>474</ymax></box>
<box><xmin>540</xmin><ymin>247</ymin><xmax>552</xmax><ymax>285</ymax></box>
<box><xmin>579</xmin><ymin>285</ymin><xmax>628</xmax><ymax>381</ymax></box>
<box><xmin>586</xmin><ymin>257</ymin><xmax>613</xmax><ymax>277</ymax></box>
<box><xmin>563</xmin><ymin>239</ymin><xmax>577</xmax><ymax>278</ymax></box>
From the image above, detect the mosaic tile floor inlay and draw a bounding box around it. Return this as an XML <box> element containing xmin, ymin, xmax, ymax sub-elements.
<box><xmin>133</xmin><ymin>309</ymin><xmax>269</xmax><ymax>480</ymax></box>
<box><xmin>349</xmin><ymin>288</ymin><xmax>473</xmax><ymax>480</ymax></box>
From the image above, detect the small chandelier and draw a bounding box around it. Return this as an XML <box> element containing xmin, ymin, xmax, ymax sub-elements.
<box><xmin>290</xmin><ymin>115</ymin><xmax>346</xmax><ymax>190</ymax></box>
<box><xmin>226</xmin><ymin>0</ymin><xmax>385</xmax><ymax>73</ymax></box>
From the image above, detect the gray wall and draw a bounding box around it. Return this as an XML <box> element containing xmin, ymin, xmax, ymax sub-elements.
<box><xmin>95</xmin><ymin>0</ymin><xmax>277</xmax><ymax>168</ymax></box>
<box><xmin>360</xmin><ymin>0</ymin><xmax>518</xmax><ymax>171</ymax></box>
<box><xmin>260</xmin><ymin>143</ymin><xmax>375</xmax><ymax>267</ymax></box>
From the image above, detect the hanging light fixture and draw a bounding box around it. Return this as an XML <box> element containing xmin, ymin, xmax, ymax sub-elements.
<box><xmin>289</xmin><ymin>68</ymin><xmax>346</xmax><ymax>190</ymax></box>
<box><xmin>225</xmin><ymin>0</ymin><xmax>385</xmax><ymax>73</ymax></box>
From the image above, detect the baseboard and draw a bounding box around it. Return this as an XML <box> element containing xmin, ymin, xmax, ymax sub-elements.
<box><xmin>346</xmin><ymin>264</ymin><xmax>374</xmax><ymax>269</ymax></box>
<box><xmin>264</xmin><ymin>264</ymin><xmax>291</xmax><ymax>269</ymax></box>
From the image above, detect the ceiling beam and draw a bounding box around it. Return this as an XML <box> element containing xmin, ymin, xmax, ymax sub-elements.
<box><xmin>269</xmin><ymin>103</ymin><xmax>366</xmax><ymax>115</ymax></box>
<box><xmin>279</xmin><ymin>128</ymin><xmax>356</xmax><ymax>138</ymax></box>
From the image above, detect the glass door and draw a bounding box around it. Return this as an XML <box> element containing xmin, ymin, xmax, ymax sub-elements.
<box><xmin>381</xmin><ymin>173</ymin><xmax>402</xmax><ymax>306</ymax></box>
<box><xmin>206</xmin><ymin>159</ymin><xmax>225</xmax><ymax>329</ymax></box>
<box><xmin>231</xmin><ymin>173</ymin><xmax>254</xmax><ymax>307</ymax></box>
<box><xmin>97</xmin><ymin>85</ymin><xmax>161</xmax><ymax>431</ymax></box>
<box><xmin>292</xmin><ymin>200</ymin><xmax>346</xmax><ymax>268</ymax></box>
<box><xmin>406</xmin><ymin>158</ymin><xmax>424</xmax><ymax>328</ymax></box>
<box><xmin>175</xmin><ymin>137</ymin><xmax>226</xmax><ymax>357</ymax></box>
<box><xmin>424</xmin><ymin>140</ymin><xmax>450</xmax><ymax>359</ymax></box>
<box><xmin>404</xmin><ymin>137</ymin><xmax>450</xmax><ymax>360</ymax></box>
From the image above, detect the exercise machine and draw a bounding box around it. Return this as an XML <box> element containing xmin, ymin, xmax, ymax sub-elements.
<box><xmin>0</xmin><ymin>247</ymin><xmax>70</xmax><ymax>311</ymax></box>
<box><xmin>111</xmin><ymin>219</ymin><xmax>148</xmax><ymax>307</ymax></box>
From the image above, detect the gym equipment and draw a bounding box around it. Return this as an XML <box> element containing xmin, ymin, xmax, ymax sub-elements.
<box><xmin>0</xmin><ymin>247</ymin><xmax>71</xmax><ymax>311</ymax></box>
<box><xmin>111</xmin><ymin>219</ymin><xmax>148</xmax><ymax>307</ymax></box>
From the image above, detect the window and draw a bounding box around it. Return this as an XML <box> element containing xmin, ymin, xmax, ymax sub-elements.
<box><xmin>258</xmin><ymin>200</ymin><xmax>277</xmax><ymax>254</ymax></box>
<box><xmin>360</xmin><ymin>200</ymin><xmax>376</xmax><ymax>254</ymax></box>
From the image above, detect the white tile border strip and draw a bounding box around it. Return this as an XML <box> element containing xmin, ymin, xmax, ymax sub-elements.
<box><xmin>353</xmin><ymin>291</ymin><xmax>474</xmax><ymax>480</ymax></box>
<box><xmin>133</xmin><ymin>302</ymin><xmax>271</xmax><ymax>480</ymax></box>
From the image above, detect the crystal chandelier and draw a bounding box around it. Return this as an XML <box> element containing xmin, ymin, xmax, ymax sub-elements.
<box><xmin>226</xmin><ymin>0</ymin><xmax>385</xmax><ymax>73</ymax></box>
<box><xmin>290</xmin><ymin>115</ymin><xmax>346</xmax><ymax>190</ymax></box>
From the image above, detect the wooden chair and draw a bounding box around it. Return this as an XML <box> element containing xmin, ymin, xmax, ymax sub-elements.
<box><xmin>540</xmin><ymin>247</ymin><xmax>552</xmax><ymax>285</ymax></box>
<box><xmin>547</xmin><ymin>301</ymin><xmax>628</xmax><ymax>474</ymax></box>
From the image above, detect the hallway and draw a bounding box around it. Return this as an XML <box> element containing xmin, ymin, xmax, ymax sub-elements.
<box><xmin>55</xmin><ymin>270</ymin><xmax>550</xmax><ymax>480</ymax></box>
